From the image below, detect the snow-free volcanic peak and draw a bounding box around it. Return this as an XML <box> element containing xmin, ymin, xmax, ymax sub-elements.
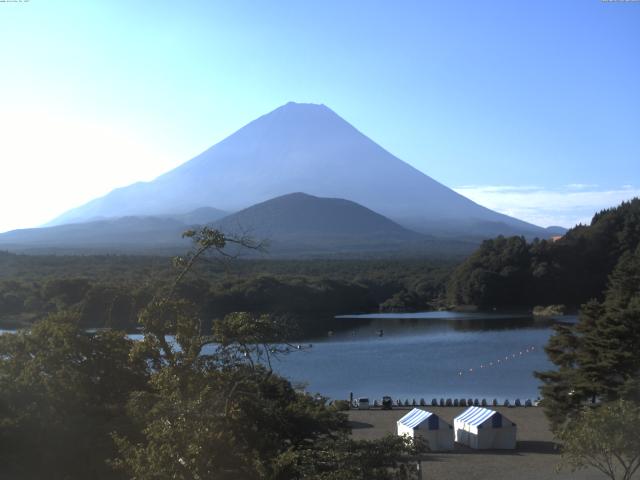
<box><xmin>49</xmin><ymin>102</ymin><xmax>547</xmax><ymax>238</ymax></box>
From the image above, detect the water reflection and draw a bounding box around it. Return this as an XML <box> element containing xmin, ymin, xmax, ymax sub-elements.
<box><xmin>321</xmin><ymin>311</ymin><xmax>572</xmax><ymax>341</ymax></box>
<box><xmin>2</xmin><ymin>312</ymin><xmax>570</xmax><ymax>402</ymax></box>
<box><xmin>269</xmin><ymin>312</ymin><xmax>568</xmax><ymax>400</ymax></box>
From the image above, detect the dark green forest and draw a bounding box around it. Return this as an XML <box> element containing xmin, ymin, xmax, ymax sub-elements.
<box><xmin>447</xmin><ymin>199</ymin><xmax>640</xmax><ymax>309</ymax></box>
<box><xmin>3</xmin><ymin>198</ymin><xmax>640</xmax><ymax>335</ymax></box>
<box><xmin>0</xmin><ymin>253</ymin><xmax>453</xmax><ymax>336</ymax></box>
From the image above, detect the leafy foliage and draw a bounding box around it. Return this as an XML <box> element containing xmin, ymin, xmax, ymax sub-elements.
<box><xmin>0</xmin><ymin>315</ymin><xmax>149</xmax><ymax>479</ymax></box>
<box><xmin>447</xmin><ymin>198</ymin><xmax>640</xmax><ymax>308</ymax></box>
<box><xmin>110</xmin><ymin>228</ymin><xmax>423</xmax><ymax>479</ymax></box>
<box><xmin>286</xmin><ymin>435</ymin><xmax>425</xmax><ymax>480</ymax></box>
<box><xmin>447</xmin><ymin>235</ymin><xmax>531</xmax><ymax>307</ymax></box>
<box><xmin>557</xmin><ymin>400</ymin><xmax>640</xmax><ymax>480</ymax></box>
<box><xmin>1</xmin><ymin>226</ymin><xmax>425</xmax><ymax>479</ymax></box>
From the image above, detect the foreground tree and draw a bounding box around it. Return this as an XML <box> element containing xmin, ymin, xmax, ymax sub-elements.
<box><xmin>0</xmin><ymin>314</ymin><xmax>149</xmax><ymax>479</ymax></box>
<box><xmin>557</xmin><ymin>400</ymin><xmax>640</xmax><ymax>480</ymax></box>
<box><xmin>287</xmin><ymin>435</ymin><xmax>425</xmax><ymax>480</ymax></box>
<box><xmin>112</xmin><ymin>227</ymin><xmax>423</xmax><ymax>479</ymax></box>
<box><xmin>0</xmin><ymin>227</ymin><xmax>422</xmax><ymax>479</ymax></box>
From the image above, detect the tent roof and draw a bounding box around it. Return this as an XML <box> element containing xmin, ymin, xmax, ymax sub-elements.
<box><xmin>397</xmin><ymin>408</ymin><xmax>433</xmax><ymax>428</ymax></box>
<box><xmin>454</xmin><ymin>406</ymin><xmax>498</xmax><ymax>427</ymax></box>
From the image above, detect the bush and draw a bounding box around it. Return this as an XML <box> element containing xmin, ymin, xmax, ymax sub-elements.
<box><xmin>557</xmin><ymin>400</ymin><xmax>640</xmax><ymax>480</ymax></box>
<box><xmin>332</xmin><ymin>400</ymin><xmax>351</xmax><ymax>411</ymax></box>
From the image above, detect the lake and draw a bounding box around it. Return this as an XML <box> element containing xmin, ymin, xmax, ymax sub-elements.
<box><xmin>267</xmin><ymin>311</ymin><xmax>570</xmax><ymax>402</ymax></box>
<box><xmin>0</xmin><ymin>311</ymin><xmax>569</xmax><ymax>404</ymax></box>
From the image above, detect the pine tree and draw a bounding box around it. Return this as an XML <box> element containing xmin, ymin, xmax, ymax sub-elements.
<box><xmin>536</xmin><ymin>245</ymin><xmax>640</xmax><ymax>430</ymax></box>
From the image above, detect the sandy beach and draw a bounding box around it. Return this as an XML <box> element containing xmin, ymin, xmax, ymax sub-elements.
<box><xmin>349</xmin><ymin>406</ymin><xmax>604</xmax><ymax>480</ymax></box>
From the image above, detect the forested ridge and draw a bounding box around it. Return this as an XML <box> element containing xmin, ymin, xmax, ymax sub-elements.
<box><xmin>0</xmin><ymin>254</ymin><xmax>453</xmax><ymax>335</ymax></box>
<box><xmin>447</xmin><ymin>198</ymin><xmax>640</xmax><ymax>309</ymax></box>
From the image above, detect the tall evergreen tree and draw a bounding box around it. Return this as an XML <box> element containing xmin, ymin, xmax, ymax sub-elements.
<box><xmin>536</xmin><ymin>244</ymin><xmax>640</xmax><ymax>430</ymax></box>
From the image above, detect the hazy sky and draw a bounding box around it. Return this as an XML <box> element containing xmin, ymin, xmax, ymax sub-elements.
<box><xmin>1</xmin><ymin>0</ymin><xmax>639</xmax><ymax>232</ymax></box>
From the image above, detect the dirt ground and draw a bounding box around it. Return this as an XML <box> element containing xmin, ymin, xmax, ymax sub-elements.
<box><xmin>348</xmin><ymin>407</ymin><xmax>605</xmax><ymax>480</ymax></box>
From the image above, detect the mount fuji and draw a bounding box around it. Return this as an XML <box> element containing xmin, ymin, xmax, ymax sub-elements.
<box><xmin>48</xmin><ymin>102</ymin><xmax>550</xmax><ymax>239</ymax></box>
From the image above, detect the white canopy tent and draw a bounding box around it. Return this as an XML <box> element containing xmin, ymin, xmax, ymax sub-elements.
<box><xmin>454</xmin><ymin>406</ymin><xmax>517</xmax><ymax>449</ymax></box>
<box><xmin>397</xmin><ymin>408</ymin><xmax>454</xmax><ymax>451</ymax></box>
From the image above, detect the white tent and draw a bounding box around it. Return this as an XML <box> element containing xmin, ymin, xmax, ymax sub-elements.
<box><xmin>454</xmin><ymin>406</ymin><xmax>517</xmax><ymax>449</ymax></box>
<box><xmin>397</xmin><ymin>408</ymin><xmax>454</xmax><ymax>451</ymax></box>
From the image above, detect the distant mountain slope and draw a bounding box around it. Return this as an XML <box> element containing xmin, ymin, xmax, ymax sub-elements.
<box><xmin>215</xmin><ymin>192</ymin><xmax>417</xmax><ymax>239</ymax></box>
<box><xmin>48</xmin><ymin>102</ymin><xmax>548</xmax><ymax>239</ymax></box>
<box><xmin>213</xmin><ymin>192</ymin><xmax>473</xmax><ymax>256</ymax></box>
<box><xmin>545</xmin><ymin>226</ymin><xmax>568</xmax><ymax>236</ymax></box>
<box><xmin>162</xmin><ymin>206</ymin><xmax>227</xmax><ymax>225</ymax></box>
<box><xmin>0</xmin><ymin>206</ymin><xmax>229</xmax><ymax>254</ymax></box>
<box><xmin>0</xmin><ymin>216</ymin><xmax>190</xmax><ymax>253</ymax></box>
<box><xmin>0</xmin><ymin>193</ymin><xmax>476</xmax><ymax>257</ymax></box>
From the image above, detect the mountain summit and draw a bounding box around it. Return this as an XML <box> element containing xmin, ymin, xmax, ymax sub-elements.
<box><xmin>49</xmin><ymin>102</ymin><xmax>546</xmax><ymax>237</ymax></box>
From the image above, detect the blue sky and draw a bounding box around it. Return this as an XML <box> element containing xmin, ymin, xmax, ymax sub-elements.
<box><xmin>1</xmin><ymin>0</ymin><xmax>638</xmax><ymax>231</ymax></box>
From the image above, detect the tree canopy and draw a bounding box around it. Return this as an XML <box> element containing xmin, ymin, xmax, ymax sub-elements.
<box><xmin>535</xmin><ymin>243</ymin><xmax>640</xmax><ymax>429</ymax></box>
<box><xmin>447</xmin><ymin>198</ymin><xmax>640</xmax><ymax>309</ymax></box>
<box><xmin>0</xmin><ymin>315</ymin><xmax>149</xmax><ymax>479</ymax></box>
<box><xmin>0</xmin><ymin>227</ymin><xmax>425</xmax><ymax>479</ymax></box>
<box><xmin>557</xmin><ymin>400</ymin><xmax>640</xmax><ymax>480</ymax></box>
<box><xmin>0</xmin><ymin>252</ymin><xmax>453</xmax><ymax>334</ymax></box>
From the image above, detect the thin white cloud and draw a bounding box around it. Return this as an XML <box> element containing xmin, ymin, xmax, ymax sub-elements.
<box><xmin>453</xmin><ymin>184</ymin><xmax>640</xmax><ymax>228</ymax></box>
<box><xmin>455</xmin><ymin>185</ymin><xmax>543</xmax><ymax>193</ymax></box>
<box><xmin>565</xmin><ymin>183</ymin><xmax>599</xmax><ymax>190</ymax></box>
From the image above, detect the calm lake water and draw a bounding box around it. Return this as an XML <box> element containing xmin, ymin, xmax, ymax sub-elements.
<box><xmin>267</xmin><ymin>312</ymin><xmax>571</xmax><ymax>402</ymax></box>
<box><xmin>1</xmin><ymin>311</ymin><xmax>571</xmax><ymax>403</ymax></box>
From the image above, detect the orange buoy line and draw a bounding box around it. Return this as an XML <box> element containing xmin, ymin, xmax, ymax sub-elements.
<box><xmin>456</xmin><ymin>346</ymin><xmax>537</xmax><ymax>376</ymax></box>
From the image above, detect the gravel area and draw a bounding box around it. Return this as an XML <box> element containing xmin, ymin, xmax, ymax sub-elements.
<box><xmin>348</xmin><ymin>407</ymin><xmax>604</xmax><ymax>480</ymax></box>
